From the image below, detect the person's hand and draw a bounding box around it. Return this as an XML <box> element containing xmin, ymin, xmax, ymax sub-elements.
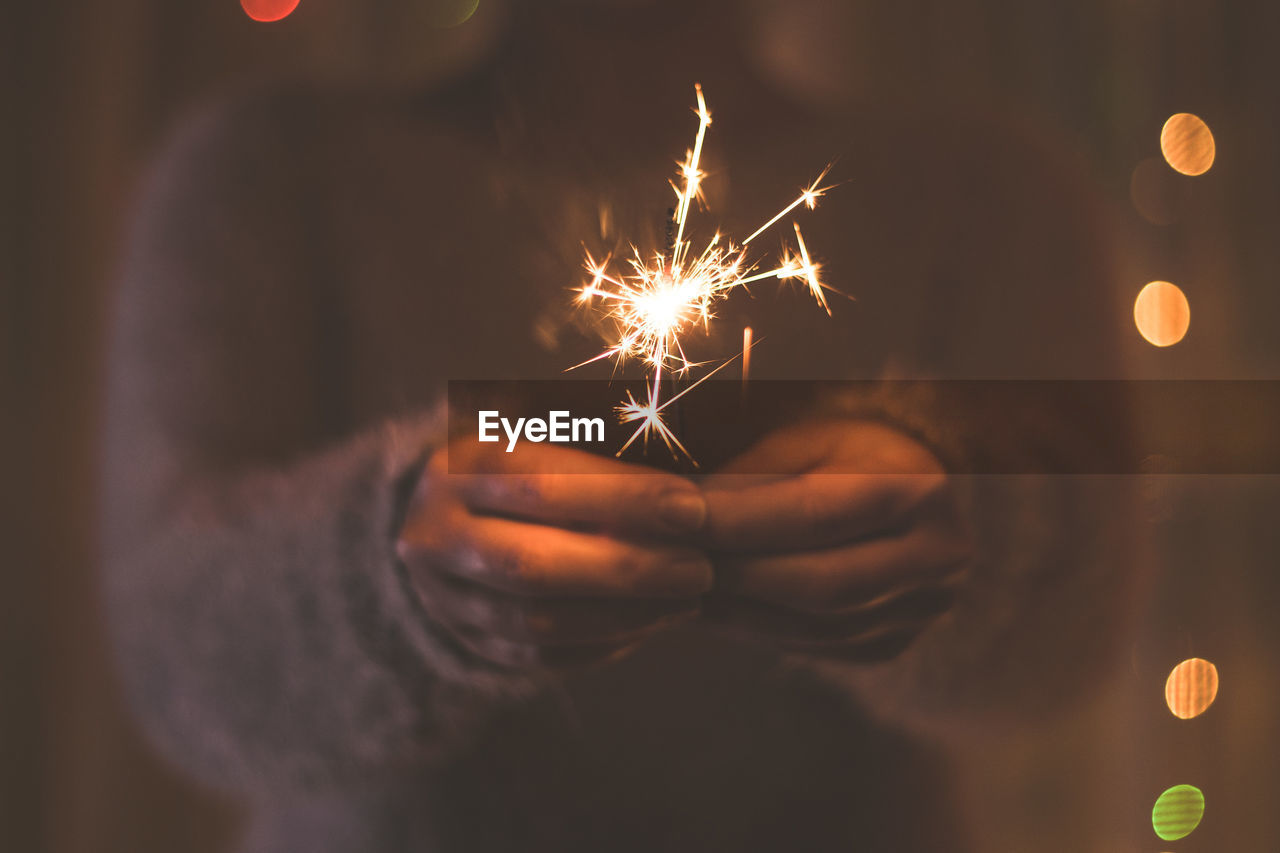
<box><xmin>396</xmin><ymin>438</ymin><xmax>712</xmax><ymax>671</ymax></box>
<box><xmin>699</xmin><ymin>418</ymin><xmax>972</xmax><ymax>662</ymax></box>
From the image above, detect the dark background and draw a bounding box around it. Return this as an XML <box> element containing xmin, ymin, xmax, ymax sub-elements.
<box><xmin>8</xmin><ymin>1</ymin><xmax>1280</xmax><ymax>850</ymax></box>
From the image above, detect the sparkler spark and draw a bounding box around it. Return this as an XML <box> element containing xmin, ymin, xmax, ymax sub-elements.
<box><xmin>570</xmin><ymin>84</ymin><xmax>843</xmax><ymax>461</ymax></box>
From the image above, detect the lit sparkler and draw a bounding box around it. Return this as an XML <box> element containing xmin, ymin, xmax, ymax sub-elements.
<box><xmin>571</xmin><ymin>84</ymin><xmax>842</xmax><ymax>462</ymax></box>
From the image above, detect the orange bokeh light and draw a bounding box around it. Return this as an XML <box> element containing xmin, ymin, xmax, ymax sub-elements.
<box><xmin>1133</xmin><ymin>281</ymin><xmax>1190</xmax><ymax>347</ymax></box>
<box><xmin>1165</xmin><ymin>657</ymin><xmax>1219</xmax><ymax>719</ymax></box>
<box><xmin>1160</xmin><ymin>113</ymin><xmax>1215</xmax><ymax>177</ymax></box>
<box><xmin>241</xmin><ymin>0</ymin><xmax>300</xmax><ymax>23</ymax></box>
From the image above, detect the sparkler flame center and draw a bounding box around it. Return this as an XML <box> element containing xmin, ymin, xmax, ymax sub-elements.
<box><xmin>638</xmin><ymin>275</ymin><xmax>695</xmax><ymax>339</ymax></box>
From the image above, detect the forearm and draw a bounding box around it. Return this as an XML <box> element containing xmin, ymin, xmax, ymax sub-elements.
<box><xmin>103</xmin><ymin>409</ymin><xmax>535</xmax><ymax>795</ymax></box>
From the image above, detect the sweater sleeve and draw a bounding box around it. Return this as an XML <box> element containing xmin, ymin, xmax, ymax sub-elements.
<box><xmin>791</xmin><ymin>118</ymin><xmax>1143</xmax><ymax>738</ymax></box>
<box><xmin>99</xmin><ymin>94</ymin><xmax>533</xmax><ymax>796</ymax></box>
<box><xmin>799</xmin><ymin>383</ymin><xmax>1140</xmax><ymax>739</ymax></box>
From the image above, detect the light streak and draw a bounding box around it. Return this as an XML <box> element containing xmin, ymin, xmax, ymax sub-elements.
<box><xmin>740</xmin><ymin>165</ymin><xmax>833</xmax><ymax>246</ymax></box>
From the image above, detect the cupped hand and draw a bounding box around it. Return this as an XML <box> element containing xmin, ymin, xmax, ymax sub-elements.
<box><xmin>699</xmin><ymin>418</ymin><xmax>973</xmax><ymax>662</ymax></box>
<box><xmin>396</xmin><ymin>438</ymin><xmax>712</xmax><ymax>671</ymax></box>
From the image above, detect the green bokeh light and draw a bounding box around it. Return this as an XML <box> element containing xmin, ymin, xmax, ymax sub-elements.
<box><xmin>430</xmin><ymin>0</ymin><xmax>480</xmax><ymax>28</ymax></box>
<box><xmin>1152</xmin><ymin>784</ymin><xmax>1205</xmax><ymax>841</ymax></box>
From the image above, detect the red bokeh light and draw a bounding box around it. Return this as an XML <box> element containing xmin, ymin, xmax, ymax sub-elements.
<box><xmin>241</xmin><ymin>0</ymin><xmax>300</xmax><ymax>23</ymax></box>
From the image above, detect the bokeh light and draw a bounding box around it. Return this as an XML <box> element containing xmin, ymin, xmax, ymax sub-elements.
<box><xmin>1152</xmin><ymin>784</ymin><xmax>1205</xmax><ymax>841</ymax></box>
<box><xmin>1165</xmin><ymin>657</ymin><xmax>1219</xmax><ymax>719</ymax></box>
<box><xmin>1160</xmin><ymin>113</ymin><xmax>1215</xmax><ymax>176</ymax></box>
<box><xmin>429</xmin><ymin>0</ymin><xmax>481</xmax><ymax>27</ymax></box>
<box><xmin>241</xmin><ymin>0</ymin><xmax>300</xmax><ymax>22</ymax></box>
<box><xmin>1133</xmin><ymin>281</ymin><xmax>1190</xmax><ymax>347</ymax></box>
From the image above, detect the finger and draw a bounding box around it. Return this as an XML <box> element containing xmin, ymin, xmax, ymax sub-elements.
<box><xmin>809</xmin><ymin>631</ymin><xmax>922</xmax><ymax>663</ymax></box>
<box><xmin>446</xmin><ymin>442</ymin><xmax>708</xmax><ymax>537</ymax></box>
<box><xmin>451</xmin><ymin>633</ymin><xmax>643</xmax><ymax>671</ymax></box>
<box><xmin>716</xmin><ymin>530</ymin><xmax>970</xmax><ymax>613</ymax></box>
<box><xmin>425</xmin><ymin>514</ymin><xmax>715</xmax><ymax>598</ymax></box>
<box><xmin>701</xmin><ymin>471</ymin><xmax>949</xmax><ymax>552</ymax></box>
<box><xmin>415</xmin><ymin>570</ymin><xmax>699</xmax><ymax>646</ymax></box>
<box><xmin>702</xmin><ymin>585</ymin><xmax>955</xmax><ymax>647</ymax></box>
